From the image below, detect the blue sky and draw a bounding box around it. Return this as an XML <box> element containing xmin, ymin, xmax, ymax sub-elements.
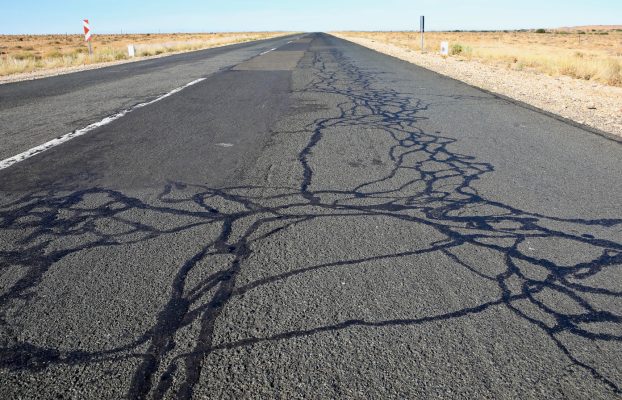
<box><xmin>1</xmin><ymin>0</ymin><xmax>620</xmax><ymax>34</ymax></box>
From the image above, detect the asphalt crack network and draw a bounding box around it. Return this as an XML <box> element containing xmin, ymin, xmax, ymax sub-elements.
<box><xmin>0</xmin><ymin>37</ymin><xmax>620</xmax><ymax>399</ymax></box>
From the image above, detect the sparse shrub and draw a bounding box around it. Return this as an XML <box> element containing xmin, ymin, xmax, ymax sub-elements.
<box><xmin>450</xmin><ymin>43</ymin><xmax>463</xmax><ymax>55</ymax></box>
<box><xmin>45</xmin><ymin>50</ymin><xmax>63</xmax><ymax>58</ymax></box>
<box><xmin>578</xmin><ymin>31</ymin><xmax>586</xmax><ymax>34</ymax></box>
<box><xmin>535</xmin><ymin>29</ymin><xmax>546</xmax><ymax>34</ymax></box>
<box><xmin>13</xmin><ymin>52</ymin><xmax>33</xmax><ymax>61</ymax></box>
<box><xmin>601</xmin><ymin>59</ymin><xmax>621</xmax><ymax>85</ymax></box>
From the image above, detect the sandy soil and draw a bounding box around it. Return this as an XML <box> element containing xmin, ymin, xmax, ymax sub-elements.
<box><xmin>332</xmin><ymin>34</ymin><xmax>622</xmax><ymax>138</ymax></box>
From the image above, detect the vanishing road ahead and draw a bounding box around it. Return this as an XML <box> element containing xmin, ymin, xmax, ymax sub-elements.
<box><xmin>0</xmin><ymin>33</ymin><xmax>621</xmax><ymax>399</ymax></box>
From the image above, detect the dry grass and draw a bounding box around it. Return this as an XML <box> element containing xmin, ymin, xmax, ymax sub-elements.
<box><xmin>333</xmin><ymin>29</ymin><xmax>622</xmax><ymax>86</ymax></box>
<box><xmin>0</xmin><ymin>32</ymin><xmax>292</xmax><ymax>76</ymax></box>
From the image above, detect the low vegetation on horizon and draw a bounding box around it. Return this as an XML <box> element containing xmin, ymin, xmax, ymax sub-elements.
<box><xmin>334</xmin><ymin>28</ymin><xmax>622</xmax><ymax>86</ymax></box>
<box><xmin>0</xmin><ymin>32</ymin><xmax>290</xmax><ymax>77</ymax></box>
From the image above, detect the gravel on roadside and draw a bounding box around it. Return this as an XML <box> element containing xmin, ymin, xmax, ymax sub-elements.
<box><xmin>332</xmin><ymin>34</ymin><xmax>622</xmax><ymax>138</ymax></box>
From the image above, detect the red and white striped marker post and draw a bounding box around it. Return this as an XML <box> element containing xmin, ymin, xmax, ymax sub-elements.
<box><xmin>83</xmin><ymin>19</ymin><xmax>93</xmax><ymax>55</ymax></box>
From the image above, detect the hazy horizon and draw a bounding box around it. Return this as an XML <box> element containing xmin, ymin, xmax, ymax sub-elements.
<box><xmin>1</xmin><ymin>0</ymin><xmax>620</xmax><ymax>34</ymax></box>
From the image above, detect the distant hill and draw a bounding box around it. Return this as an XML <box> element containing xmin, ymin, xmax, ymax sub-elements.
<box><xmin>556</xmin><ymin>25</ymin><xmax>622</xmax><ymax>31</ymax></box>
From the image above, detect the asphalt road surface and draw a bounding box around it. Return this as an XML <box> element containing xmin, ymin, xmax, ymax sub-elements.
<box><xmin>0</xmin><ymin>33</ymin><xmax>620</xmax><ymax>399</ymax></box>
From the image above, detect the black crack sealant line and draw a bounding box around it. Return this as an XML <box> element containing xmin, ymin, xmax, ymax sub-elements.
<box><xmin>0</xmin><ymin>38</ymin><xmax>621</xmax><ymax>398</ymax></box>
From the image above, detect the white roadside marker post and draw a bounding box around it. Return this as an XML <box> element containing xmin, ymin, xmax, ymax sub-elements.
<box><xmin>128</xmin><ymin>45</ymin><xmax>135</xmax><ymax>57</ymax></box>
<box><xmin>83</xmin><ymin>19</ymin><xmax>93</xmax><ymax>56</ymax></box>
<box><xmin>440</xmin><ymin>41</ymin><xmax>449</xmax><ymax>56</ymax></box>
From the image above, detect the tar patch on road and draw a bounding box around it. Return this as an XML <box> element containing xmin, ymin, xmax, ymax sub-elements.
<box><xmin>233</xmin><ymin>51</ymin><xmax>306</xmax><ymax>71</ymax></box>
<box><xmin>277</xmin><ymin>42</ymin><xmax>310</xmax><ymax>51</ymax></box>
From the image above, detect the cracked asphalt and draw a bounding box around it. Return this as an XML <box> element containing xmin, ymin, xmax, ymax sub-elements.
<box><xmin>0</xmin><ymin>33</ymin><xmax>621</xmax><ymax>399</ymax></box>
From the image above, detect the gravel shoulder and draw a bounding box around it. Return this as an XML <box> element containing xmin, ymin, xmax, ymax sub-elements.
<box><xmin>332</xmin><ymin>33</ymin><xmax>622</xmax><ymax>138</ymax></box>
<box><xmin>0</xmin><ymin>33</ymin><xmax>292</xmax><ymax>85</ymax></box>
<box><xmin>0</xmin><ymin>52</ymin><xmax>204</xmax><ymax>85</ymax></box>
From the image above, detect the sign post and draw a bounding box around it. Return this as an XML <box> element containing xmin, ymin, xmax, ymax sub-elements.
<box><xmin>83</xmin><ymin>19</ymin><xmax>93</xmax><ymax>56</ymax></box>
<box><xmin>420</xmin><ymin>16</ymin><xmax>425</xmax><ymax>53</ymax></box>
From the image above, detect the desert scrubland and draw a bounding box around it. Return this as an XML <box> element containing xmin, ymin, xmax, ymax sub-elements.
<box><xmin>0</xmin><ymin>32</ymin><xmax>291</xmax><ymax>81</ymax></box>
<box><xmin>333</xmin><ymin>27</ymin><xmax>622</xmax><ymax>137</ymax></box>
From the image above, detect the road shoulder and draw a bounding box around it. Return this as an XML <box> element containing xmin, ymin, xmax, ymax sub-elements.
<box><xmin>331</xmin><ymin>33</ymin><xmax>622</xmax><ymax>139</ymax></box>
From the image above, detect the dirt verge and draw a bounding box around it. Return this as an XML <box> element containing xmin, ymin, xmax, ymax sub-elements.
<box><xmin>332</xmin><ymin>34</ymin><xmax>622</xmax><ymax>138</ymax></box>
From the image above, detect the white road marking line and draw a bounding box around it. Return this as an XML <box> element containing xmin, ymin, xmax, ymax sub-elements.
<box><xmin>215</xmin><ymin>143</ymin><xmax>233</xmax><ymax>147</ymax></box>
<box><xmin>259</xmin><ymin>48</ymin><xmax>277</xmax><ymax>55</ymax></box>
<box><xmin>0</xmin><ymin>78</ymin><xmax>206</xmax><ymax>171</ymax></box>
